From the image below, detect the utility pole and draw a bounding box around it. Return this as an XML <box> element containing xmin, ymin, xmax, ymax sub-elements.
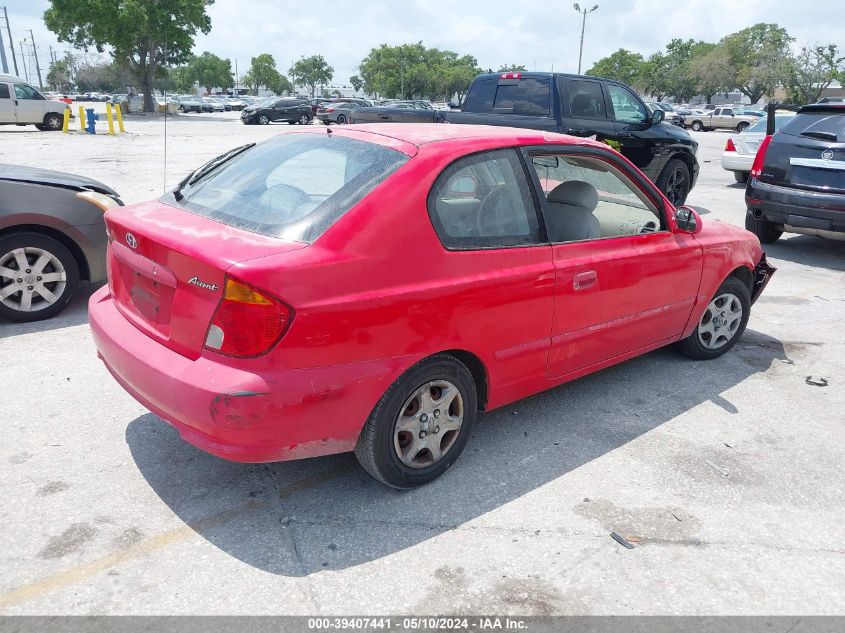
<box><xmin>28</xmin><ymin>29</ymin><xmax>42</xmax><ymax>89</ymax></box>
<box><xmin>19</xmin><ymin>40</ymin><xmax>27</xmax><ymax>82</ymax></box>
<box><xmin>573</xmin><ymin>3</ymin><xmax>599</xmax><ymax>75</ymax></box>
<box><xmin>3</xmin><ymin>6</ymin><xmax>18</xmax><ymax>76</ymax></box>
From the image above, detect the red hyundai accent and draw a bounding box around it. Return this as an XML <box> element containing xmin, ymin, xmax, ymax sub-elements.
<box><xmin>89</xmin><ymin>124</ymin><xmax>775</xmax><ymax>488</ymax></box>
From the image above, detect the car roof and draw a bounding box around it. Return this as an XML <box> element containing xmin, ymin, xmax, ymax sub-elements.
<box><xmin>288</xmin><ymin>123</ymin><xmax>607</xmax><ymax>155</ymax></box>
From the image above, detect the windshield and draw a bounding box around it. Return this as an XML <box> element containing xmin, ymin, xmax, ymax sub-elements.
<box><xmin>780</xmin><ymin>110</ymin><xmax>845</xmax><ymax>139</ymax></box>
<box><xmin>166</xmin><ymin>133</ymin><xmax>410</xmax><ymax>243</ymax></box>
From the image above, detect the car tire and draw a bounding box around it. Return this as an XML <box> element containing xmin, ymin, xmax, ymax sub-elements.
<box><xmin>691</xmin><ymin>120</ymin><xmax>703</xmax><ymax>132</ymax></box>
<box><xmin>678</xmin><ymin>276</ymin><xmax>751</xmax><ymax>360</ymax></box>
<box><xmin>354</xmin><ymin>354</ymin><xmax>478</xmax><ymax>489</ymax></box>
<box><xmin>258</xmin><ymin>114</ymin><xmax>270</xmax><ymax>125</ymax></box>
<box><xmin>745</xmin><ymin>211</ymin><xmax>782</xmax><ymax>244</ymax></box>
<box><xmin>42</xmin><ymin>112</ymin><xmax>63</xmax><ymax>131</ymax></box>
<box><xmin>298</xmin><ymin>113</ymin><xmax>310</xmax><ymax>125</ymax></box>
<box><xmin>336</xmin><ymin>114</ymin><xmax>347</xmax><ymax>124</ymax></box>
<box><xmin>0</xmin><ymin>232</ymin><xmax>80</xmax><ymax>323</ymax></box>
<box><xmin>736</xmin><ymin>121</ymin><xmax>750</xmax><ymax>132</ymax></box>
<box><xmin>656</xmin><ymin>158</ymin><xmax>691</xmax><ymax>206</ymax></box>
<box><xmin>734</xmin><ymin>171</ymin><xmax>749</xmax><ymax>183</ymax></box>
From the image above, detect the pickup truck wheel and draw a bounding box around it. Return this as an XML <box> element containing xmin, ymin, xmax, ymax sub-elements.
<box><xmin>0</xmin><ymin>232</ymin><xmax>80</xmax><ymax>322</ymax></box>
<box><xmin>745</xmin><ymin>211</ymin><xmax>782</xmax><ymax>244</ymax></box>
<box><xmin>678</xmin><ymin>277</ymin><xmax>750</xmax><ymax>360</ymax></box>
<box><xmin>656</xmin><ymin>158</ymin><xmax>691</xmax><ymax>206</ymax></box>
<box><xmin>734</xmin><ymin>171</ymin><xmax>749</xmax><ymax>183</ymax></box>
<box><xmin>736</xmin><ymin>121</ymin><xmax>750</xmax><ymax>132</ymax></box>
<box><xmin>42</xmin><ymin>112</ymin><xmax>63</xmax><ymax>131</ymax></box>
<box><xmin>691</xmin><ymin>120</ymin><xmax>703</xmax><ymax>132</ymax></box>
<box><xmin>354</xmin><ymin>354</ymin><xmax>477</xmax><ymax>489</ymax></box>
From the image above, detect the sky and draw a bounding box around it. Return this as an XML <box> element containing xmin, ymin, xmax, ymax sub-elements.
<box><xmin>2</xmin><ymin>0</ymin><xmax>844</xmax><ymax>88</ymax></box>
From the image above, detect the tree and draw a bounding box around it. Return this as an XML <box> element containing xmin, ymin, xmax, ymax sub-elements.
<box><xmin>268</xmin><ymin>74</ymin><xmax>292</xmax><ymax>96</ymax></box>
<box><xmin>586</xmin><ymin>49</ymin><xmax>644</xmax><ymax>88</ymax></box>
<box><xmin>46</xmin><ymin>52</ymin><xmax>75</xmax><ymax>91</ymax></box>
<box><xmin>246</xmin><ymin>53</ymin><xmax>281</xmax><ymax>94</ymax></box>
<box><xmin>349</xmin><ymin>75</ymin><xmax>364</xmax><ymax>93</ymax></box>
<box><xmin>44</xmin><ymin>0</ymin><xmax>212</xmax><ymax>112</ymax></box>
<box><xmin>497</xmin><ymin>64</ymin><xmax>527</xmax><ymax>72</ymax></box>
<box><xmin>187</xmin><ymin>51</ymin><xmax>232</xmax><ymax>92</ymax></box>
<box><xmin>689</xmin><ymin>45</ymin><xmax>736</xmax><ymax>104</ymax></box>
<box><xmin>638</xmin><ymin>52</ymin><xmax>669</xmax><ymax>101</ymax></box>
<box><xmin>289</xmin><ymin>55</ymin><xmax>334</xmax><ymax>98</ymax></box>
<box><xmin>722</xmin><ymin>23</ymin><xmax>793</xmax><ymax>103</ymax></box>
<box><xmin>786</xmin><ymin>44</ymin><xmax>845</xmax><ymax>104</ymax></box>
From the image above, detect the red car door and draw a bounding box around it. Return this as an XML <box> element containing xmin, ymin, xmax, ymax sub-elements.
<box><xmin>522</xmin><ymin>147</ymin><xmax>702</xmax><ymax>379</ymax></box>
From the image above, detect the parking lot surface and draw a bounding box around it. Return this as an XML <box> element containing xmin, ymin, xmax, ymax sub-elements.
<box><xmin>1</xmin><ymin>114</ymin><xmax>844</xmax><ymax>614</ymax></box>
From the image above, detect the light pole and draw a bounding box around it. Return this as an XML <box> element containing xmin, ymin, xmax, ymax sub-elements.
<box><xmin>573</xmin><ymin>3</ymin><xmax>598</xmax><ymax>75</ymax></box>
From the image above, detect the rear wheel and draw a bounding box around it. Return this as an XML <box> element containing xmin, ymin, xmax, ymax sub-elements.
<box><xmin>745</xmin><ymin>211</ymin><xmax>782</xmax><ymax>243</ymax></box>
<box><xmin>679</xmin><ymin>277</ymin><xmax>750</xmax><ymax>360</ymax></box>
<box><xmin>656</xmin><ymin>158</ymin><xmax>691</xmax><ymax>206</ymax></box>
<box><xmin>354</xmin><ymin>355</ymin><xmax>478</xmax><ymax>488</ymax></box>
<box><xmin>734</xmin><ymin>171</ymin><xmax>749</xmax><ymax>183</ymax></box>
<box><xmin>336</xmin><ymin>114</ymin><xmax>347</xmax><ymax>124</ymax></box>
<box><xmin>736</xmin><ymin>121</ymin><xmax>750</xmax><ymax>132</ymax></box>
<box><xmin>42</xmin><ymin>112</ymin><xmax>63</xmax><ymax>131</ymax></box>
<box><xmin>0</xmin><ymin>232</ymin><xmax>80</xmax><ymax>322</ymax></box>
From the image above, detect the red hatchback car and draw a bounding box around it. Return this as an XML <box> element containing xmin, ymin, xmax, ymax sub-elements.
<box><xmin>89</xmin><ymin>124</ymin><xmax>775</xmax><ymax>488</ymax></box>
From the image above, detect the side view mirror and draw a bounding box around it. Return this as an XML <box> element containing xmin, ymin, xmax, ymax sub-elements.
<box><xmin>651</xmin><ymin>109</ymin><xmax>665</xmax><ymax>125</ymax></box>
<box><xmin>675</xmin><ymin>206</ymin><xmax>702</xmax><ymax>234</ymax></box>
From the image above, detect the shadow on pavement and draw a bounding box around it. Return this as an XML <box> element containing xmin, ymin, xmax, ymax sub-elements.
<box><xmin>126</xmin><ymin>328</ymin><xmax>788</xmax><ymax>577</ymax></box>
<box><xmin>0</xmin><ymin>282</ymin><xmax>99</xmax><ymax>339</ymax></box>
<box><xmin>764</xmin><ymin>234</ymin><xmax>845</xmax><ymax>273</ymax></box>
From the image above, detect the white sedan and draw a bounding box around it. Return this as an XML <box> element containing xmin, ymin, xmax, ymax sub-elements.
<box><xmin>721</xmin><ymin>114</ymin><xmax>794</xmax><ymax>183</ymax></box>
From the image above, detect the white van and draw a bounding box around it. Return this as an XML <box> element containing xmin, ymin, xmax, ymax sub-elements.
<box><xmin>0</xmin><ymin>74</ymin><xmax>69</xmax><ymax>131</ymax></box>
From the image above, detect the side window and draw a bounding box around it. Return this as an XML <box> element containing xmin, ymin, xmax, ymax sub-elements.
<box><xmin>14</xmin><ymin>84</ymin><xmax>43</xmax><ymax>100</ymax></box>
<box><xmin>0</xmin><ymin>84</ymin><xmax>9</xmax><ymax>99</ymax></box>
<box><xmin>606</xmin><ymin>84</ymin><xmax>648</xmax><ymax>124</ymax></box>
<box><xmin>492</xmin><ymin>78</ymin><xmax>550</xmax><ymax>115</ymax></box>
<box><xmin>567</xmin><ymin>80</ymin><xmax>607</xmax><ymax>119</ymax></box>
<box><xmin>527</xmin><ymin>151</ymin><xmax>663</xmax><ymax>243</ymax></box>
<box><xmin>723</xmin><ymin>108</ymin><xmax>733</xmax><ymax>116</ymax></box>
<box><xmin>463</xmin><ymin>79</ymin><xmax>496</xmax><ymax>112</ymax></box>
<box><xmin>428</xmin><ymin>149</ymin><xmax>542</xmax><ymax>249</ymax></box>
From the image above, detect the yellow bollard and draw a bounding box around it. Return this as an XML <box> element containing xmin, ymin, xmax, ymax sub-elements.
<box><xmin>62</xmin><ymin>107</ymin><xmax>70</xmax><ymax>133</ymax></box>
<box><xmin>105</xmin><ymin>103</ymin><xmax>116</xmax><ymax>135</ymax></box>
<box><xmin>78</xmin><ymin>105</ymin><xmax>85</xmax><ymax>132</ymax></box>
<box><xmin>114</xmin><ymin>102</ymin><xmax>125</xmax><ymax>133</ymax></box>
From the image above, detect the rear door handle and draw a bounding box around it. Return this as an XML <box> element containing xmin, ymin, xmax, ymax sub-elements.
<box><xmin>573</xmin><ymin>271</ymin><xmax>597</xmax><ymax>290</ymax></box>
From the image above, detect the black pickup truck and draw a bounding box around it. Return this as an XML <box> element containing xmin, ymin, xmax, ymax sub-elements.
<box><xmin>350</xmin><ymin>72</ymin><xmax>699</xmax><ymax>204</ymax></box>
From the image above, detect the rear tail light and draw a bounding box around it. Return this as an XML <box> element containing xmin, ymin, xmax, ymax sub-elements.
<box><xmin>325</xmin><ymin>107</ymin><xmax>335</xmax><ymax>112</ymax></box>
<box><xmin>725</xmin><ymin>138</ymin><xmax>737</xmax><ymax>152</ymax></box>
<box><xmin>750</xmin><ymin>134</ymin><xmax>773</xmax><ymax>179</ymax></box>
<box><xmin>204</xmin><ymin>277</ymin><xmax>293</xmax><ymax>357</ymax></box>
<box><xmin>500</xmin><ymin>72</ymin><xmax>522</xmax><ymax>79</ymax></box>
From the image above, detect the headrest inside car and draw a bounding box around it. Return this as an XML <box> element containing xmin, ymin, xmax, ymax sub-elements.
<box><xmin>547</xmin><ymin>181</ymin><xmax>598</xmax><ymax>212</ymax></box>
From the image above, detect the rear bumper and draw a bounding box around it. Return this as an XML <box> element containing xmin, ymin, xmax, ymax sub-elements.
<box><xmin>89</xmin><ymin>286</ymin><xmax>413</xmax><ymax>463</ymax></box>
<box><xmin>746</xmin><ymin>178</ymin><xmax>845</xmax><ymax>232</ymax></box>
<box><xmin>721</xmin><ymin>152</ymin><xmax>752</xmax><ymax>173</ymax></box>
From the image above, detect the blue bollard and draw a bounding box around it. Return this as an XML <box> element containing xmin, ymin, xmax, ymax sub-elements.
<box><xmin>85</xmin><ymin>108</ymin><xmax>100</xmax><ymax>135</ymax></box>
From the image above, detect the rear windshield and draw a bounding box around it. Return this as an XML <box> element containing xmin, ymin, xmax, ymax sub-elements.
<box><xmin>464</xmin><ymin>77</ymin><xmax>550</xmax><ymax>115</ymax></box>
<box><xmin>167</xmin><ymin>134</ymin><xmax>409</xmax><ymax>243</ymax></box>
<box><xmin>746</xmin><ymin>115</ymin><xmax>794</xmax><ymax>133</ymax></box>
<box><xmin>780</xmin><ymin>111</ymin><xmax>845</xmax><ymax>139</ymax></box>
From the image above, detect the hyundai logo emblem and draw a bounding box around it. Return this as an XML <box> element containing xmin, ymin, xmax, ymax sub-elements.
<box><xmin>125</xmin><ymin>233</ymin><xmax>138</xmax><ymax>249</ymax></box>
<box><xmin>822</xmin><ymin>150</ymin><xmax>834</xmax><ymax>161</ymax></box>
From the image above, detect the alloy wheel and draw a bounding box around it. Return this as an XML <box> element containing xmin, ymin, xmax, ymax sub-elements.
<box><xmin>666</xmin><ymin>167</ymin><xmax>688</xmax><ymax>205</ymax></box>
<box><xmin>393</xmin><ymin>380</ymin><xmax>464</xmax><ymax>468</ymax></box>
<box><xmin>697</xmin><ymin>293</ymin><xmax>743</xmax><ymax>350</ymax></box>
<box><xmin>0</xmin><ymin>247</ymin><xmax>67</xmax><ymax>313</ymax></box>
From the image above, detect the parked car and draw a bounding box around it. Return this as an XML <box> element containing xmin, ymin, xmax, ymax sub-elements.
<box><xmin>0</xmin><ymin>74</ymin><xmax>69</xmax><ymax>131</ymax></box>
<box><xmin>648</xmin><ymin>102</ymin><xmax>683</xmax><ymax>127</ymax></box>
<box><xmin>817</xmin><ymin>96</ymin><xmax>845</xmax><ymax>104</ymax></box>
<box><xmin>88</xmin><ymin>123</ymin><xmax>774</xmax><ymax>488</ymax></box>
<box><xmin>686</xmin><ymin>107</ymin><xmax>758</xmax><ymax>132</ymax></box>
<box><xmin>745</xmin><ymin>103</ymin><xmax>845</xmax><ymax>242</ymax></box>
<box><xmin>721</xmin><ymin>114</ymin><xmax>795</xmax><ymax>183</ymax></box>
<box><xmin>202</xmin><ymin>97</ymin><xmax>224</xmax><ymax>112</ymax></box>
<box><xmin>226</xmin><ymin>96</ymin><xmax>246</xmax><ymax>111</ymax></box>
<box><xmin>0</xmin><ymin>164</ymin><xmax>122</xmax><ymax>322</ymax></box>
<box><xmin>350</xmin><ymin>72</ymin><xmax>700</xmax><ymax>204</ymax></box>
<box><xmin>241</xmin><ymin>97</ymin><xmax>312</xmax><ymax>125</ymax></box>
<box><xmin>316</xmin><ymin>101</ymin><xmax>362</xmax><ymax>124</ymax></box>
<box><xmin>175</xmin><ymin>95</ymin><xmax>202</xmax><ymax>113</ymax></box>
